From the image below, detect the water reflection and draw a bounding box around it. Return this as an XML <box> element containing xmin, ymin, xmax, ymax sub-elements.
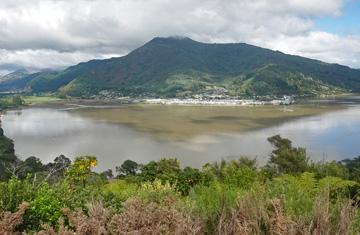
<box><xmin>2</xmin><ymin>102</ymin><xmax>360</xmax><ymax>171</ymax></box>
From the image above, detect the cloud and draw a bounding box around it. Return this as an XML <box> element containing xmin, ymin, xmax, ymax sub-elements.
<box><xmin>0</xmin><ymin>0</ymin><xmax>359</xmax><ymax>71</ymax></box>
<box><xmin>268</xmin><ymin>32</ymin><xmax>360</xmax><ymax>67</ymax></box>
<box><xmin>0</xmin><ymin>49</ymin><xmax>120</xmax><ymax>71</ymax></box>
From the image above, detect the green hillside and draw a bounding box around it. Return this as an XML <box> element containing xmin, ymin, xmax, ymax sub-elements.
<box><xmin>2</xmin><ymin>37</ymin><xmax>360</xmax><ymax>97</ymax></box>
<box><xmin>0</xmin><ymin>70</ymin><xmax>31</xmax><ymax>91</ymax></box>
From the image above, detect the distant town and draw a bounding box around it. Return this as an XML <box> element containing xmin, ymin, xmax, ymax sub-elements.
<box><xmin>143</xmin><ymin>96</ymin><xmax>294</xmax><ymax>106</ymax></box>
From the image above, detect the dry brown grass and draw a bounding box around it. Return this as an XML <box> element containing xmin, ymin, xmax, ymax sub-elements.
<box><xmin>37</xmin><ymin>197</ymin><xmax>204</xmax><ymax>235</ymax></box>
<box><xmin>0</xmin><ymin>202</ymin><xmax>29</xmax><ymax>235</ymax></box>
<box><xmin>2</xmin><ymin>194</ymin><xmax>357</xmax><ymax>235</ymax></box>
<box><xmin>215</xmin><ymin>193</ymin><xmax>357</xmax><ymax>235</ymax></box>
<box><xmin>109</xmin><ymin>198</ymin><xmax>203</xmax><ymax>235</ymax></box>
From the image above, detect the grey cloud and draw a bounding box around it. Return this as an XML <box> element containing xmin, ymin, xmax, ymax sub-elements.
<box><xmin>0</xmin><ymin>0</ymin><xmax>359</xmax><ymax>71</ymax></box>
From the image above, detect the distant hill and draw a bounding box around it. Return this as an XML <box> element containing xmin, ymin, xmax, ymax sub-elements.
<box><xmin>0</xmin><ymin>69</ymin><xmax>32</xmax><ymax>91</ymax></box>
<box><xmin>2</xmin><ymin>37</ymin><xmax>360</xmax><ymax>97</ymax></box>
<box><xmin>0</xmin><ymin>69</ymin><xmax>58</xmax><ymax>92</ymax></box>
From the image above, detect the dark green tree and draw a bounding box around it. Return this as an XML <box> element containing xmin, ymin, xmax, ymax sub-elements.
<box><xmin>265</xmin><ymin>135</ymin><xmax>309</xmax><ymax>175</ymax></box>
<box><xmin>44</xmin><ymin>155</ymin><xmax>72</xmax><ymax>183</ymax></box>
<box><xmin>116</xmin><ymin>159</ymin><xmax>139</xmax><ymax>176</ymax></box>
<box><xmin>139</xmin><ymin>158</ymin><xmax>180</xmax><ymax>183</ymax></box>
<box><xmin>12</xmin><ymin>96</ymin><xmax>23</xmax><ymax>106</ymax></box>
<box><xmin>46</xmin><ymin>155</ymin><xmax>71</xmax><ymax>171</ymax></box>
<box><xmin>176</xmin><ymin>167</ymin><xmax>202</xmax><ymax>195</ymax></box>
<box><xmin>101</xmin><ymin>169</ymin><xmax>114</xmax><ymax>180</ymax></box>
<box><xmin>309</xmin><ymin>160</ymin><xmax>349</xmax><ymax>179</ymax></box>
<box><xmin>340</xmin><ymin>156</ymin><xmax>360</xmax><ymax>181</ymax></box>
<box><xmin>24</xmin><ymin>156</ymin><xmax>44</xmax><ymax>172</ymax></box>
<box><xmin>0</xmin><ymin>128</ymin><xmax>18</xmax><ymax>180</ymax></box>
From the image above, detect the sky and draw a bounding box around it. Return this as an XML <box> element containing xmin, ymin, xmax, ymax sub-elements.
<box><xmin>0</xmin><ymin>0</ymin><xmax>359</xmax><ymax>75</ymax></box>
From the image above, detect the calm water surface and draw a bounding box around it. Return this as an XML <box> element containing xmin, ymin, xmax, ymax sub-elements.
<box><xmin>2</xmin><ymin>97</ymin><xmax>360</xmax><ymax>171</ymax></box>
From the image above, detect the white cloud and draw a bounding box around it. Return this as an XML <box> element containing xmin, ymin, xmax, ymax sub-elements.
<box><xmin>268</xmin><ymin>32</ymin><xmax>360</xmax><ymax>67</ymax></box>
<box><xmin>0</xmin><ymin>0</ymin><xmax>359</xmax><ymax>71</ymax></box>
<box><xmin>0</xmin><ymin>49</ymin><xmax>121</xmax><ymax>70</ymax></box>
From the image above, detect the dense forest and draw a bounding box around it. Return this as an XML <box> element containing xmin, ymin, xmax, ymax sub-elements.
<box><xmin>1</xmin><ymin>127</ymin><xmax>360</xmax><ymax>234</ymax></box>
<box><xmin>1</xmin><ymin>37</ymin><xmax>360</xmax><ymax>98</ymax></box>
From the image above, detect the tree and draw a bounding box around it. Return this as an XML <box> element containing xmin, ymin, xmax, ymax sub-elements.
<box><xmin>176</xmin><ymin>167</ymin><xmax>202</xmax><ymax>195</ymax></box>
<box><xmin>116</xmin><ymin>160</ymin><xmax>139</xmax><ymax>177</ymax></box>
<box><xmin>265</xmin><ymin>135</ymin><xmax>308</xmax><ymax>175</ymax></box>
<box><xmin>0</xmin><ymin>129</ymin><xmax>18</xmax><ymax>180</ymax></box>
<box><xmin>66</xmin><ymin>156</ymin><xmax>97</xmax><ymax>186</ymax></box>
<box><xmin>12</xmin><ymin>96</ymin><xmax>23</xmax><ymax>106</ymax></box>
<box><xmin>42</xmin><ymin>155</ymin><xmax>72</xmax><ymax>184</ymax></box>
<box><xmin>23</xmin><ymin>156</ymin><xmax>44</xmax><ymax>173</ymax></box>
<box><xmin>140</xmin><ymin>158</ymin><xmax>180</xmax><ymax>183</ymax></box>
<box><xmin>45</xmin><ymin>155</ymin><xmax>71</xmax><ymax>173</ymax></box>
<box><xmin>101</xmin><ymin>169</ymin><xmax>114</xmax><ymax>180</ymax></box>
<box><xmin>309</xmin><ymin>160</ymin><xmax>349</xmax><ymax>179</ymax></box>
<box><xmin>340</xmin><ymin>156</ymin><xmax>360</xmax><ymax>181</ymax></box>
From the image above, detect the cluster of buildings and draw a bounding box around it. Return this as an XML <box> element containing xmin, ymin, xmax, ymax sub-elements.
<box><xmin>92</xmin><ymin>89</ymin><xmax>295</xmax><ymax>106</ymax></box>
<box><xmin>144</xmin><ymin>96</ymin><xmax>294</xmax><ymax>106</ymax></box>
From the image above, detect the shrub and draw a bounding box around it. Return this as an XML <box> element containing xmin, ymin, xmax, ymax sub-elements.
<box><xmin>266</xmin><ymin>172</ymin><xmax>357</xmax><ymax>222</ymax></box>
<box><xmin>101</xmin><ymin>179</ymin><xmax>138</xmax><ymax>211</ymax></box>
<box><xmin>0</xmin><ymin>202</ymin><xmax>29</xmax><ymax>235</ymax></box>
<box><xmin>175</xmin><ymin>166</ymin><xmax>202</xmax><ymax>195</ymax></box>
<box><xmin>139</xmin><ymin>158</ymin><xmax>180</xmax><ymax>184</ymax></box>
<box><xmin>0</xmin><ymin>176</ymin><xmax>34</xmax><ymax>212</ymax></box>
<box><xmin>24</xmin><ymin>183</ymin><xmax>65</xmax><ymax>231</ymax></box>
<box><xmin>309</xmin><ymin>160</ymin><xmax>349</xmax><ymax>179</ymax></box>
<box><xmin>109</xmin><ymin>198</ymin><xmax>204</xmax><ymax>235</ymax></box>
<box><xmin>138</xmin><ymin>179</ymin><xmax>179</xmax><ymax>204</ymax></box>
<box><xmin>189</xmin><ymin>181</ymin><xmax>239</xmax><ymax>232</ymax></box>
<box><xmin>37</xmin><ymin>198</ymin><xmax>204</xmax><ymax>235</ymax></box>
<box><xmin>66</xmin><ymin>156</ymin><xmax>97</xmax><ymax>187</ymax></box>
<box><xmin>221</xmin><ymin>164</ymin><xmax>258</xmax><ymax>189</ymax></box>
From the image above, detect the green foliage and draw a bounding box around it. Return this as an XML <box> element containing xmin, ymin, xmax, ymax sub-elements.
<box><xmin>0</xmin><ymin>176</ymin><xmax>34</xmax><ymax>212</ymax></box>
<box><xmin>202</xmin><ymin>157</ymin><xmax>258</xmax><ymax>187</ymax></box>
<box><xmin>265</xmin><ymin>135</ymin><xmax>309</xmax><ymax>175</ymax></box>
<box><xmin>189</xmin><ymin>181</ymin><xmax>239</xmax><ymax>232</ymax></box>
<box><xmin>267</xmin><ymin>172</ymin><xmax>357</xmax><ymax>221</ymax></box>
<box><xmin>0</xmin><ymin>176</ymin><xmax>107</xmax><ymax>231</ymax></box>
<box><xmin>24</xmin><ymin>183</ymin><xmax>64</xmax><ymax>230</ymax></box>
<box><xmin>1</xmin><ymin>132</ymin><xmax>360</xmax><ymax>234</ymax></box>
<box><xmin>19</xmin><ymin>156</ymin><xmax>45</xmax><ymax>178</ymax></box>
<box><xmin>309</xmin><ymin>160</ymin><xmax>349</xmax><ymax>179</ymax></box>
<box><xmin>0</xmin><ymin>95</ymin><xmax>24</xmax><ymax>110</ymax></box>
<box><xmin>138</xmin><ymin>159</ymin><xmax>205</xmax><ymax>195</ymax></box>
<box><xmin>44</xmin><ymin>155</ymin><xmax>71</xmax><ymax>183</ymax></box>
<box><xmin>0</xmin><ymin>128</ymin><xmax>17</xmax><ymax>180</ymax></box>
<box><xmin>102</xmin><ymin>179</ymin><xmax>138</xmax><ymax>211</ymax></box>
<box><xmin>221</xmin><ymin>164</ymin><xmax>258</xmax><ymax>189</ymax></box>
<box><xmin>11</xmin><ymin>96</ymin><xmax>23</xmax><ymax>106</ymax></box>
<box><xmin>175</xmin><ymin>166</ymin><xmax>202</xmax><ymax>195</ymax></box>
<box><xmin>100</xmin><ymin>169</ymin><xmax>113</xmax><ymax>180</ymax></box>
<box><xmin>137</xmin><ymin>179</ymin><xmax>179</xmax><ymax>204</ymax></box>
<box><xmin>66</xmin><ymin>156</ymin><xmax>97</xmax><ymax>186</ymax></box>
<box><xmin>139</xmin><ymin>158</ymin><xmax>180</xmax><ymax>184</ymax></box>
<box><xmin>341</xmin><ymin>156</ymin><xmax>360</xmax><ymax>182</ymax></box>
<box><xmin>0</xmin><ymin>70</ymin><xmax>32</xmax><ymax>91</ymax></box>
<box><xmin>116</xmin><ymin>159</ymin><xmax>139</xmax><ymax>176</ymax></box>
<box><xmin>4</xmin><ymin>37</ymin><xmax>360</xmax><ymax>97</ymax></box>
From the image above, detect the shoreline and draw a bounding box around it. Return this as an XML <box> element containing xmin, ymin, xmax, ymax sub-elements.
<box><xmin>5</xmin><ymin>92</ymin><xmax>359</xmax><ymax>111</ymax></box>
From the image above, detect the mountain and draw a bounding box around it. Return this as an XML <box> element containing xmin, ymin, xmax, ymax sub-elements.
<box><xmin>0</xmin><ymin>69</ymin><xmax>59</xmax><ymax>92</ymax></box>
<box><xmin>0</xmin><ymin>69</ymin><xmax>32</xmax><ymax>91</ymax></box>
<box><xmin>3</xmin><ymin>37</ymin><xmax>360</xmax><ymax>97</ymax></box>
